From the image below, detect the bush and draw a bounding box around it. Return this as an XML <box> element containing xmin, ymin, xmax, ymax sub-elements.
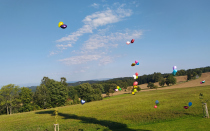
<box><xmin>32</xmin><ymin>104</ymin><xmax>41</xmax><ymax>111</ymax></box>
<box><xmin>159</xmin><ymin>77</ymin><xmax>165</xmax><ymax>87</ymax></box>
<box><xmin>147</xmin><ymin>82</ymin><xmax>154</xmax><ymax>89</ymax></box>
<box><xmin>65</xmin><ymin>99</ymin><xmax>73</xmax><ymax>105</ymax></box>
<box><xmin>106</xmin><ymin>92</ymin><xmax>110</xmax><ymax>97</ymax></box>
<box><xmin>137</xmin><ymin>86</ymin><xmax>141</xmax><ymax>92</ymax></box>
<box><xmin>165</xmin><ymin>75</ymin><xmax>176</xmax><ymax>86</ymax></box>
<box><xmin>73</xmin><ymin>94</ymin><xmax>80</xmax><ymax>104</ymax></box>
<box><xmin>109</xmin><ymin>89</ymin><xmax>114</xmax><ymax>96</ymax></box>
<box><xmin>154</xmin><ymin>85</ymin><xmax>158</xmax><ymax>90</ymax></box>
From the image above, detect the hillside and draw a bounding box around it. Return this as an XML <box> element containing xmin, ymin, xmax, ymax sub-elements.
<box><xmin>102</xmin><ymin>72</ymin><xmax>210</xmax><ymax>97</ymax></box>
<box><xmin>67</xmin><ymin>80</ymin><xmax>103</xmax><ymax>86</ymax></box>
<box><xmin>1</xmin><ymin>85</ymin><xmax>210</xmax><ymax>130</ymax></box>
<box><xmin>27</xmin><ymin>86</ymin><xmax>37</xmax><ymax>92</ymax></box>
<box><xmin>27</xmin><ymin>72</ymin><xmax>209</xmax><ymax>94</ymax></box>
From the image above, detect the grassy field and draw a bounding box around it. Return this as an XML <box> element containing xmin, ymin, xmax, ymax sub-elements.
<box><xmin>0</xmin><ymin>85</ymin><xmax>210</xmax><ymax>131</ymax></box>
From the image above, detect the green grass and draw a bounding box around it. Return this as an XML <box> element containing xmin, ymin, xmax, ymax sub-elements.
<box><xmin>0</xmin><ymin>85</ymin><xmax>210</xmax><ymax>131</ymax></box>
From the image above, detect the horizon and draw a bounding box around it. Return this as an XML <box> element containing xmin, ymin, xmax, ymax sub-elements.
<box><xmin>1</xmin><ymin>0</ymin><xmax>210</xmax><ymax>87</ymax></box>
<box><xmin>1</xmin><ymin>67</ymin><xmax>209</xmax><ymax>88</ymax></box>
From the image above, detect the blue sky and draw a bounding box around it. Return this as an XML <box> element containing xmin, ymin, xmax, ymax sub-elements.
<box><xmin>0</xmin><ymin>0</ymin><xmax>210</xmax><ymax>87</ymax></box>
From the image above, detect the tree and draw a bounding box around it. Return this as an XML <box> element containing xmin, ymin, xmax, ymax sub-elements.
<box><xmin>109</xmin><ymin>89</ymin><xmax>115</xmax><ymax>96</ymax></box>
<box><xmin>41</xmin><ymin>77</ymin><xmax>50</xmax><ymax>85</ymax></box>
<box><xmin>176</xmin><ymin>69</ymin><xmax>186</xmax><ymax>76</ymax></box>
<box><xmin>91</xmin><ymin>84</ymin><xmax>104</xmax><ymax>93</ymax></box>
<box><xmin>39</xmin><ymin>77</ymin><xmax>68</xmax><ymax>108</ymax></box>
<box><xmin>147</xmin><ymin>82</ymin><xmax>154</xmax><ymax>89</ymax></box>
<box><xmin>171</xmin><ymin>77</ymin><xmax>177</xmax><ymax>85</ymax></box>
<box><xmin>187</xmin><ymin>72</ymin><xmax>192</xmax><ymax>80</ymax></box>
<box><xmin>106</xmin><ymin>92</ymin><xmax>110</xmax><ymax>97</ymax></box>
<box><xmin>110</xmin><ymin>84</ymin><xmax>118</xmax><ymax>90</ymax></box>
<box><xmin>166</xmin><ymin>75</ymin><xmax>171</xmax><ymax>86</ymax></box>
<box><xmin>0</xmin><ymin>84</ymin><xmax>21</xmax><ymax>115</ymax></box>
<box><xmin>103</xmin><ymin>83</ymin><xmax>110</xmax><ymax>93</ymax></box>
<box><xmin>48</xmin><ymin>81</ymin><xmax>68</xmax><ymax>107</ymax></box>
<box><xmin>152</xmin><ymin>72</ymin><xmax>162</xmax><ymax>82</ymax></box>
<box><xmin>103</xmin><ymin>83</ymin><xmax>117</xmax><ymax>93</ymax></box>
<box><xmin>19</xmin><ymin>87</ymin><xmax>33</xmax><ymax>112</ymax></box>
<box><xmin>33</xmin><ymin>84</ymin><xmax>51</xmax><ymax>109</ymax></box>
<box><xmin>60</xmin><ymin>77</ymin><xmax>68</xmax><ymax>87</ymax></box>
<box><xmin>197</xmin><ymin>70</ymin><xmax>202</xmax><ymax>77</ymax></box>
<box><xmin>77</xmin><ymin>83</ymin><xmax>95</xmax><ymax>102</ymax></box>
<box><xmin>67</xmin><ymin>86</ymin><xmax>78</xmax><ymax>100</ymax></box>
<box><xmin>121</xmin><ymin>82</ymin><xmax>128</xmax><ymax>89</ymax></box>
<box><xmin>137</xmin><ymin>86</ymin><xmax>141</xmax><ymax>92</ymax></box>
<box><xmin>159</xmin><ymin>77</ymin><xmax>165</xmax><ymax>87</ymax></box>
<box><xmin>73</xmin><ymin>94</ymin><xmax>79</xmax><ymax>104</ymax></box>
<box><xmin>93</xmin><ymin>88</ymin><xmax>103</xmax><ymax>100</ymax></box>
<box><xmin>192</xmin><ymin>72</ymin><xmax>197</xmax><ymax>79</ymax></box>
<box><xmin>165</xmin><ymin>75</ymin><xmax>176</xmax><ymax>86</ymax></box>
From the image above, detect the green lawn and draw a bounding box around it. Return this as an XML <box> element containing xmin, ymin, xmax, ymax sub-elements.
<box><xmin>0</xmin><ymin>85</ymin><xmax>210</xmax><ymax>131</ymax></box>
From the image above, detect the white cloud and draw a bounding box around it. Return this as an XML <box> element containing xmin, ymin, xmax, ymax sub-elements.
<box><xmin>82</xmin><ymin>29</ymin><xmax>142</xmax><ymax>50</ymax></box>
<box><xmin>56</xmin><ymin>44</ymin><xmax>72</xmax><ymax>49</ymax></box>
<box><xmin>47</xmin><ymin>72</ymin><xmax>71</xmax><ymax>76</ymax></box>
<box><xmin>84</xmin><ymin>66</ymin><xmax>90</xmax><ymax>69</ymax></box>
<box><xmin>52</xmin><ymin>4</ymin><xmax>133</xmax><ymax>56</ymax></box>
<box><xmin>56</xmin><ymin>5</ymin><xmax>132</xmax><ymax>45</ymax></box>
<box><xmin>99</xmin><ymin>56</ymin><xmax>113</xmax><ymax>66</ymax></box>
<box><xmin>74</xmin><ymin>70</ymin><xmax>86</xmax><ymax>73</ymax></box>
<box><xmin>59</xmin><ymin>55</ymin><xmax>101</xmax><ymax>65</ymax></box>
<box><xmin>49</xmin><ymin>51</ymin><xmax>62</xmax><ymax>56</ymax></box>
<box><xmin>131</xmin><ymin>1</ymin><xmax>139</xmax><ymax>7</ymax></box>
<box><xmin>50</xmin><ymin>51</ymin><xmax>56</xmax><ymax>56</ymax></box>
<box><xmin>97</xmin><ymin>26</ymin><xmax>111</xmax><ymax>35</ymax></box>
<box><xmin>58</xmin><ymin>29</ymin><xmax>142</xmax><ymax>65</ymax></box>
<box><xmin>91</xmin><ymin>3</ymin><xmax>100</xmax><ymax>8</ymax></box>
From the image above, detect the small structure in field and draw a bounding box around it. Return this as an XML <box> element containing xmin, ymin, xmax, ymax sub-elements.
<box><xmin>199</xmin><ymin>93</ymin><xmax>209</xmax><ymax>118</ymax></box>
<box><xmin>53</xmin><ymin>109</ymin><xmax>59</xmax><ymax>131</ymax></box>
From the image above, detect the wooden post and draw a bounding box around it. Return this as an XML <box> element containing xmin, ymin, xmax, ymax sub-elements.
<box><xmin>203</xmin><ymin>103</ymin><xmax>209</xmax><ymax>118</ymax></box>
<box><xmin>54</xmin><ymin>124</ymin><xmax>59</xmax><ymax>131</ymax></box>
<box><xmin>54</xmin><ymin>109</ymin><xmax>59</xmax><ymax>130</ymax></box>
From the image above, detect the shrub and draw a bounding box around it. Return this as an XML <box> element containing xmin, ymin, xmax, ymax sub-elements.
<box><xmin>154</xmin><ymin>85</ymin><xmax>158</xmax><ymax>90</ymax></box>
<box><xmin>147</xmin><ymin>82</ymin><xmax>154</xmax><ymax>89</ymax></box>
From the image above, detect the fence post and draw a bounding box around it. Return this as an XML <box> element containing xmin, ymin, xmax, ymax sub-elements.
<box><xmin>203</xmin><ymin>103</ymin><xmax>209</xmax><ymax>118</ymax></box>
<box><xmin>54</xmin><ymin>124</ymin><xmax>59</xmax><ymax>131</ymax></box>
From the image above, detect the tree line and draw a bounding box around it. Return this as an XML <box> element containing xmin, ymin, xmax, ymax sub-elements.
<box><xmin>0</xmin><ymin>77</ymin><xmax>106</xmax><ymax>115</ymax></box>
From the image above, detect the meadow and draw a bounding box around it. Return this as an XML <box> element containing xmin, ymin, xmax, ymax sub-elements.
<box><xmin>0</xmin><ymin>85</ymin><xmax>210</xmax><ymax>131</ymax></box>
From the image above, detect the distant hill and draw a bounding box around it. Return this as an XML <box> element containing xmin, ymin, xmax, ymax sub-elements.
<box><xmin>67</xmin><ymin>78</ymin><xmax>111</xmax><ymax>86</ymax></box>
<box><xmin>27</xmin><ymin>86</ymin><xmax>37</xmax><ymax>93</ymax></box>
<box><xmin>27</xmin><ymin>78</ymin><xmax>112</xmax><ymax>92</ymax></box>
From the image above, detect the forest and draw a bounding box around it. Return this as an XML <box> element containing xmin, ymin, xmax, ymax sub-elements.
<box><xmin>0</xmin><ymin>66</ymin><xmax>209</xmax><ymax>115</ymax></box>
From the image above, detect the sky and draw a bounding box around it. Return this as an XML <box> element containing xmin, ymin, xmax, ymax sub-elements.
<box><xmin>0</xmin><ymin>0</ymin><xmax>210</xmax><ymax>87</ymax></box>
